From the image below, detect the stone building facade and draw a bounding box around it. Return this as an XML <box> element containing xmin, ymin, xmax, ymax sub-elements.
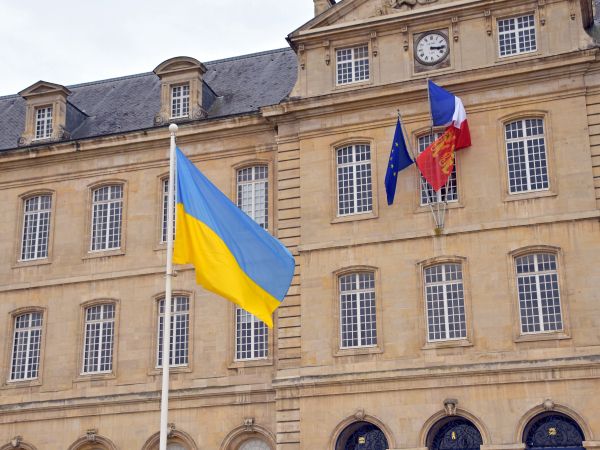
<box><xmin>1</xmin><ymin>0</ymin><xmax>600</xmax><ymax>449</ymax></box>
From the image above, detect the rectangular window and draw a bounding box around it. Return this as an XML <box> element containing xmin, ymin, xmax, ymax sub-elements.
<box><xmin>171</xmin><ymin>85</ymin><xmax>190</xmax><ymax>118</ymax></box>
<box><xmin>340</xmin><ymin>273</ymin><xmax>377</xmax><ymax>349</ymax></box>
<box><xmin>91</xmin><ymin>185</ymin><xmax>123</xmax><ymax>251</ymax></box>
<box><xmin>336</xmin><ymin>46</ymin><xmax>370</xmax><ymax>85</ymax></box>
<box><xmin>505</xmin><ymin>119</ymin><xmax>549</xmax><ymax>194</ymax></box>
<box><xmin>157</xmin><ymin>297</ymin><xmax>189</xmax><ymax>367</ymax></box>
<box><xmin>418</xmin><ymin>134</ymin><xmax>458</xmax><ymax>205</ymax></box>
<box><xmin>83</xmin><ymin>304</ymin><xmax>115</xmax><ymax>374</ymax></box>
<box><xmin>425</xmin><ymin>264</ymin><xmax>466</xmax><ymax>342</ymax></box>
<box><xmin>21</xmin><ymin>195</ymin><xmax>52</xmax><ymax>261</ymax></box>
<box><xmin>10</xmin><ymin>313</ymin><xmax>43</xmax><ymax>381</ymax></box>
<box><xmin>35</xmin><ymin>107</ymin><xmax>53</xmax><ymax>139</ymax></box>
<box><xmin>516</xmin><ymin>253</ymin><xmax>563</xmax><ymax>334</ymax></box>
<box><xmin>337</xmin><ymin>145</ymin><xmax>373</xmax><ymax>216</ymax></box>
<box><xmin>235</xmin><ymin>307</ymin><xmax>268</xmax><ymax>360</ymax></box>
<box><xmin>161</xmin><ymin>178</ymin><xmax>176</xmax><ymax>243</ymax></box>
<box><xmin>498</xmin><ymin>14</ymin><xmax>536</xmax><ymax>57</ymax></box>
<box><xmin>237</xmin><ymin>166</ymin><xmax>269</xmax><ymax>230</ymax></box>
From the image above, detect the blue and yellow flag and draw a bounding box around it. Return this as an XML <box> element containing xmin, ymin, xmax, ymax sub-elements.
<box><xmin>384</xmin><ymin>118</ymin><xmax>414</xmax><ymax>205</ymax></box>
<box><xmin>173</xmin><ymin>148</ymin><xmax>295</xmax><ymax>327</ymax></box>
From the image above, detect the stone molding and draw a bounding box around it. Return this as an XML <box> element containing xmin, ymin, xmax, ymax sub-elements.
<box><xmin>419</xmin><ymin>408</ymin><xmax>491</xmax><ymax>446</ymax></box>
<box><xmin>513</xmin><ymin>401</ymin><xmax>594</xmax><ymax>442</ymax></box>
<box><xmin>327</xmin><ymin>411</ymin><xmax>396</xmax><ymax>450</ymax></box>
<box><xmin>219</xmin><ymin>423</ymin><xmax>276</xmax><ymax>450</ymax></box>
<box><xmin>66</xmin><ymin>432</ymin><xmax>116</xmax><ymax>450</ymax></box>
<box><xmin>583</xmin><ymin>442</ymin><xmax>600</xmax><ymax>450</ymax></box>
<box><xmin>0</xmin><ymin>437</ymin><xmax>37</xmax><ymax>450</ymax></box>
<box><xmin>141</xmin><ymin>427</ymin><xmax>197</xmax><ymax>450</ymax></box>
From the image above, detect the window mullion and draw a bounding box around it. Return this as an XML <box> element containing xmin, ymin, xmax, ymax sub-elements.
<box><xmin>535</xmin><ymin>271</ymin><xmax>546</xmax><ymax>331</ymax></box>
<box><xmin>23</xmin><ymin>329</ymin><xmax>31</xmax><ymax>379</ymax></box>
<box><xmin>524</xmin><ymin>123</ymin><xmax>532</xmax><ymax>191</ymax></box>
<box><xmin>250</xmin><ymin>317</ymin><xmax>256</xmax><ymax>359</ymax></box>
<box><xmin>442</xmin><ymin>273</ymin><xmax>450</xmax><ymax>340</ymax></box>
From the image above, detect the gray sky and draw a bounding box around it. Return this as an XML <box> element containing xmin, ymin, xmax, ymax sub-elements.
<box><xmin>0</xmin><ymin>0</ymin><xmax>314</xmax><ymax>97</ymax></box>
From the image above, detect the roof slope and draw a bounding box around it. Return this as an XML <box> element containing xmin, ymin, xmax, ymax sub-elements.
<box><xmin>0</xmin><ymin>48</ymin><xmax>297</xmax><ymax>152</ymax></box>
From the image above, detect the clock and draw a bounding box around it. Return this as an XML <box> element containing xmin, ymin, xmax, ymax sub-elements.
<box><xmin>414</xmin><ymin>32</ymin><xmax>449</xmax><ymax>66</ymax></box>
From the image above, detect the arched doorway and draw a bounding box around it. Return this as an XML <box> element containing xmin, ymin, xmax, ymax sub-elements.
<box><xmin>335</xmin><ymin>421</ymin><xmax>389</xmax><ymax>450</ymax></box>
<box><xmin>523</xmin><ymin>413</ymin><xmax>585</xmax><ymax>450</ymax></box>
<box><xmin>427</xmin><ymin>417</ymin><xmax>483</xmax><ymax>450</ymax></box>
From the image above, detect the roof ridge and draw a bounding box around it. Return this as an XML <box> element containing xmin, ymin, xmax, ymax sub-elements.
<box><xmin>204</xmin><ymin>47</ymin><xmax>293</xmax><ymax>65</ymax></box>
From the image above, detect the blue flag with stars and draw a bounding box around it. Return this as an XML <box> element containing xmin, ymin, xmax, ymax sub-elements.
<box><xmin>385</xmin><ymin>118</ymin><xmax>414</xmax><ymax>205</ymax></box>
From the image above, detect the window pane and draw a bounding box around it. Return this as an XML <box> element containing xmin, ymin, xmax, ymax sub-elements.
<box><xmin>157</xmin><ymin>297</ymin><xmax>189</xmax><ymax>367</ymax></box>
<box><xmin>92</xmin><ymin>186</ymin><xmax>123</xmax><ymax>251</ymax></box>
<box><xmin>425</xmin><ymin>264</ymin><xmax>467</xmax><ymax>342</ymax></box>
<box><xmin>340</xmin><ymin>273</ymin><xmax>377</xmax><ymax>349</ymax></box>
<box><xmin>11</xmin><ymin>313</ymin><xmax>43</xmax><ymax>380</ymax></box>
<box><xmin>235</xmin><ymin>307</ymin><xmax>268</xmax><ymax>360</ymax></box>
<box><xmin>237</xmin><ymin>167</ymin><xmax>269</xmax><ymax>230</ymax></box>
<box><xmin>506</xmin><ymin>119</ymin><xmax>548</xmax><ymax>194</ymax></box>
<box><xmin>499</xmin><ymin>15</ymin><xmax>535</xmax><ymax>57</ymax></box>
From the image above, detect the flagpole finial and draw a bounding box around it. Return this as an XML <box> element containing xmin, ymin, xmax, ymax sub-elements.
<box><xmin>169</xmin><ymin>123</ymin><xmax>178</xmax><ymax>134</ymax></box>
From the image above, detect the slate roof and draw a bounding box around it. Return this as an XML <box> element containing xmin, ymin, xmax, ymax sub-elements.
<box><xmin>0</xmin><ymin>47</ymin><xmax>297</xmax><ymax>152</ymax></box>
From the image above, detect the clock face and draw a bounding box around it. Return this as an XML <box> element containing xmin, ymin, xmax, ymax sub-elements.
<box><xmin>415</xmin><ymin>32</ymin><xmax>449</xmax><ymax>65</ymax></box>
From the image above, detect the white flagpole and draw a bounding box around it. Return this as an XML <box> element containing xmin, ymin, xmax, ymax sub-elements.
<box><xmin>159</xmin><ymin>123</ymin><xmax>178</xmax><ymax>450</ymax></box>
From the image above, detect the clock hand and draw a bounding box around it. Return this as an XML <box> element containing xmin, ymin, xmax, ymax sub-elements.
<box><xmin>430</xmin><ymin>46</ymin><xmax>446</xmax><ymax>49</ymax></box>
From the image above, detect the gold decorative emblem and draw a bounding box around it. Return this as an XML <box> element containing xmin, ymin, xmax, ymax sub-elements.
<box><xmin>549</xmin><ymin>428</ymin><xmax>557</xmax><ymax>436</ymax></box>
<box><xmin>452</xmin><ymin>432</ymin><xmax>457</xmax><ymax>440</ymax></box>
<box><xmin>359</xmin><ymin>437</ymin><xmax>366</xmax><ymax>444</ymax></box>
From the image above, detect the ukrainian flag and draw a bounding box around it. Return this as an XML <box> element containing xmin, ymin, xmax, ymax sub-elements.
<box><xmin>173</xmin><ymin>148</ymin><xmax>295</xmax><ymax>327</ymax></box>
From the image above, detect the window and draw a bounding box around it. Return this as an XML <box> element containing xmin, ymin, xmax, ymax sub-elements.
<box><xmin>157</xmin><ymin>297</ymin><xmax>189</xmax><ymax>367</ymax></box>
<box><xmin>161</xmin><ymin>178</ymin><xmax>176</xmax><ymax>243</ymax></box>
<box><xmin>418</xmin><ymin>134</ymin><xmax>458</xmax><ymax>205</ymax></box>
<box><xmin>82</xmin><ymin>304</ymin><xmax>115</xmax><ymax>374</ymax></box>
<box><xmin>240</xmin><ymin>439</ymin><xmax>271</xmax><ymax>450</ymax></box>
<box><xmin>339</xmin><ymin>273</ymin><xmax>377</xmax><ymax>349</ymax></box>
<box><xmin>35</xmin><ymin>107</ymin><xmax>52</xmax><ymax>139</ymax></box>
<box><xmin>505</xmin><ymin>119</ymin><xmax>548</xmax><ymax>194</ymax></box>
<box><xmin>516</xmin><ymin>253</ymin><xmax>563</xmax><ymax>334</ymax></box>
<box><xmin>498</xmin><ymin>14</ymin><xmax>536</xmax><ymax>57</ymax></box>
<box><xmin>237</xmin><ymin>166</ymin><xmax>268</xmax><ymax>230</ymax></box>
<box><xmin>235</xmin><ymin>306</ymin><xmax>268</xmax><ymax>360</ymax></box>
<box><xmin>171</xmin><ymin>85</ymin><xmax>190</xmax><ymax>118</ymax></box>
<box><xmin>336</xmin><ymin>46</ymin><xmax>370</xmax><ymax>85</ymax></box>
<box><xmin>337</xmin><ymin>145</ymin><xmax>373</xmax><ymax>216</ymax></box>
<box><xmin>424</xmin><ymin>264</ymin><xmax>466</xmax><ymax>342</ymax></box>
<box><xmin>20</xmin><ymin>195</ymin><xmax>51</xmax><ymax>261</ymax></box>
<box><xmin>10</xmin><ymin>313</ymin><xmax>43</xmax><ymax>381</ymax></box>
<box><xmin>91</xmin><ymin>185</ymin><xmax>123</xmax><ymax>251</ymax></box>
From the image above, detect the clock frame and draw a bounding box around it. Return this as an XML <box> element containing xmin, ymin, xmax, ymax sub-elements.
<box><xmin>412</xmin><ymin>29</ymin><xmax>452</xmax><ymax>74</ymax></box>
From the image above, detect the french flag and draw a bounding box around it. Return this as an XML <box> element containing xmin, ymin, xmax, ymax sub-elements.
<box><xmin>428</xmin><ymin>81</ymin><xmax>471</xmax><ymax>150</ymax></box>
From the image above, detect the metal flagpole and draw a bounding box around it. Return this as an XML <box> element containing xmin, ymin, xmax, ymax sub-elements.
<box><xmin>397</xmin><ymin>110</ymin><xmax>440</xmax><ymax>229</ymax></box>
<box><xmin>159</xmin><ymin>123</ymin><xmax>178</xmax><ymax>450</ymax></box>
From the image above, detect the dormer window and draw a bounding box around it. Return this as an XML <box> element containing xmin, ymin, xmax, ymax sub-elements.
<box><xmin>171</xmin><ymin>85</ymin><xmax>190</xmax><ymax>118</ymax></box>
<box><xmin>35</xmin><ymin>107</ymin><xmax>53</xmax><ymax>140</ymax></box>
<box><xmin>336</xmin><ymin>46</ymin><xmax>369</xmax><ymax>85</ymax></box>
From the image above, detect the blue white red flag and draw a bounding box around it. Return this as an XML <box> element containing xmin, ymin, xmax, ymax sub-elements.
<box><xmin>428</xmin><ymin>81</ymin><xmax>471</xmax><ymax>150</ymax></box>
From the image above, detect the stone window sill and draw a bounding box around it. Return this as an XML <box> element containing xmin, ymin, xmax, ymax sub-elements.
<box><xmin>332</xmin><ymin>212</ymin><xmax>378</xmax><ymax>224</ymax></box>
<box><xmin>229</xmin><ymin>358</ymin><xmax>273</xmax><ymax>369</ymax></box>
<box><xmin>149</xmin><ymin>366</ymin><xmax>192</xmax><ymax>376</ymax></box>
<box><xmin>414</xmin><ymin>202</ymin><xmax>464</xmax><ymax>215</ymax></box>
<box><xmin>503</xmin><ymin>190</ymin><xmax>557</xmax><ymax>203</ymax></box>
<box><xmin>13</xmin><ymin>258</ymin><xmax>52</xmax><ymax>269</ymax></box>
<box><xmin>3</xmin><ymin>379</ymin><xmax>41</xmax><ymax>389</ymax></box>
<box><xmin>74</xmin><ymin>373</ymin><xmax>116</xmax><ymax>383</ymax></box>
<box><xmin>422</xmin><ymin>339</ymin><xmax>473</xmax><ymax>350</ymax></box>
<box><xmin>83</xmin><ymin>249</ymin><xmax>125</xmax><ymax>260</ymax></box>
<box><xmin>334</xmin><ymin>346</ymin><xmax>383</xmax><ymax>357</ymax></box>
<box><xmin>514</xmin><ymin>332</ymin><xmax>571</xmax><ymax>343</ymax></box>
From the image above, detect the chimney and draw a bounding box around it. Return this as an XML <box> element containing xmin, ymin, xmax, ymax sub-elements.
<box><xmin>314</xmin><ymin>0</ymin><xmax>335</xmax><ymax>16</ymax></box>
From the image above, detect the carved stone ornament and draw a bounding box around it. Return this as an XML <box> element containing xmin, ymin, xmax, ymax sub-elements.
<box><xmin>154</xmin><ymin>115</ymin><xmax>164</xmax><ymax>125</ymax></box>
<box><xmin>484</xmin><ymin>10</ymin><xmax>492</xmax><ymax>36</ymax></box>
<box><xmin>324</xmin><ymin>40</ymin><xmax>331</xmax><ymax>65</ymax></box>
<box><xmin>371</xmin><ymin>0</ymin><xmax>438</xmax><ymax>17</ymax></box>
<box><xmin>452</xmin><ymin>16</ymin><xmax>459</xmax><ymax>42</ymax></box>
<box><xmin>569</xmin><ymin>0</ymin><xmax>576</xmax><ymax>19</ymax></box>
<box><xmin>244</xmin><ymin>417</ymin><xmax>255</xmax><ymax>432</ymax></box>
<box><xmin>539</xmin><ymin>0</ymin><xmax>546</xmax><ymax>25</ymax></box>
<box><xmin>52</xmin><ymin>125</ymin><xmax>71</xmax><ymax>142</ymax></box>
<box><xmin>354</xmin><ymin>408</ymin><xmax>366</xmax><ymax>420</ymax></box>
<box><xmin>17</xmin><ymin>137</ymin><xmax>27</xmax><ymax>147</ymax></box>
<box><xmin>543</xmin><ymin>397</ymin><xmax>555</xmax><ymax>411</ymax></box>
<box><xmin>401</xmin><ymin>26</ymin><xmax>409</xmax><ymax>51</ymax></box>
<box><xmin>86</xmin><ymin>429</ymin><xmax>98</xmax><ymax>443</ymax></box>
<box><xmin>10</xmin><ymin>436</ymin><xmax>21</xmax><ymax>449</ymax></box>
<box><xmin>444</xmin><ymin>398</ymin><xmax>459</xmax><ymax>415</ymax></box>
<box><xmin>299</xmin><ymin>45</ymin><xmax>306</xmax><ymax>70</ymax></box>
<box><xmin>167</xmin><ymin>423</ymin><xmax>176</xmax><ymax>437</ymax></box>
<box><xmin>371</xmin><ymin>31</ymin><xmax>379</xmax><ymax>57</ymax></box>
<box><xmin>193</xmin><ymin>104</ymin><xmax>208</xmax><ymax>120</ymax></box>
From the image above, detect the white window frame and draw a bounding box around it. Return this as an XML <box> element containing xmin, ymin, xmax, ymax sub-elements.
<box><xmin>336</xmin><ymin>46</ymin><xmax>370</xmax><ymax>86</ymax></box>
<box><xmin>235</xmin><ymin>306</ymin><xmax>269</xmax><ymax>361</ymax></box>
<box><xmin>20</xmin><ymin>195</ymin><xmax>52</xmax><ymax>261</ymax></box>
<box><xmin>161</xmin><ymin>178</ymin><xmax>176</xmax><ymax>243</ymax></box>
<box><xmin>171</xmin><ymin>85</ymin><xmax>190</xmax><ymax>118</ymax></box>
<box><xmin>90</xmin><ymin>185</ymin><xmax>123</xmax><ymax>252</ymax></box>
<box><xmin>418</xmin><ymin>133</ymin><xmax>458</xmax><ymax>206</ymax></box>
<box><xmin>34</xmin><ymin>107</ymin><xmax>53</xmax><ymax>140</ymax></box>
<box><xmin>424</xmin><ymin>263</ymin><xmax>467</xmax><ymax>342</ymax></box>
<box><xmin>515</xmin><ymin>253</ymin><xmax>563</xmax><ymax>334</ymax></box>
<box><xmin>505</xmin><ymin>118</ymin><xmax>549</xmax><ymax>194</ymax></box>
<box><xmin>237</xmin><ymin>166</ymin><xmax>269</xmax><ymax>230</ymax></box>
<box><xmin>82</xmin><ymin>304</ymin><xmax>115</xmax><ymax>374</ymax></box>
<box><xmin>498</xmin><ymin>14</ymin><xmax>537</xmax><ymax>58</ymax></box>
<box><xmin>339</xmin><ymin>273</ymin><xmax>377</xmax><ymax>349</ymax></box>
<box><xmin>157</xmin><ymin>297</ymin><xmax>190</xmax><ymax>368</ymax></box>
<box><xmin>336</xmin><ymin>145</ymin><xmax>373</xmax><ymax>217</ymax></box>
<box><xmin>9</xmin><ymin>313</ymin><xmax>43</xmax><ymax>381</ymax></box>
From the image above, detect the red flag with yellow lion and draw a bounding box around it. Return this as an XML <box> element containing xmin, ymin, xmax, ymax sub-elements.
<box><xmin>416</xmin><ymin>127</ymin><xmax>459</xmax><ymax>192</ymax></box>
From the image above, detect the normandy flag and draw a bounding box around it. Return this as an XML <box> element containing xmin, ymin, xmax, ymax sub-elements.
<box><xmin>173</xmin><ymin>147</ymin><xmax>295</xmax><ymax>327</ymax></box>
<box><xmin>384</xmin><ymin>118</ymin><xmax>414</xmax><ymax>205</ymax></box>
<box><xmin>417</xmin><ymin>81</ymin><xmax>472</xmax><ymax>192</ymax></box>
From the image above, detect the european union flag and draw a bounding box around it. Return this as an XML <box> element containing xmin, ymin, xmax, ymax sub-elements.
<box><xmin>385</xmin><ymin>118</ymin><xmax>414</xmax><ymax>205</ymax></box>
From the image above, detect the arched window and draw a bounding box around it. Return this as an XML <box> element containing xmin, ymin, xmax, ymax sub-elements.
<box><xmin>336</xmin><ymin>145</ymin><xmax>373</xmax><ymax>216</ymax></box>
<box><xmin>239</xmin><ymin>439</ymin><xmax>270</xmax><ymax>450</ymax></box>
<box><xmin>237</xmin><ymin>166</ymin><xmax>268</xmax><ymax>230</ymax></box>
<box><xmin>505</xmin><ymin>118</ymin><xmax>548</xmax><ymax>194</ymax></box>
<box><xmin>339</xmin><ymin>273</ymin><xmax>377</xmax><ymax>349</ymax></box>
<box><xmin>161</xmin><ymin>178</ymin><xmax>176</xmax><ymax>243</ymax></box>
<box><xmin>427</xmin><ymin>417</ymin><xmax>483</xmax><ymax>450</ymax></box>
<box><xmin>10</xmin><ymin>312</ymin><xmax>43</xmax><ymax>381</ymax></box>
<box><xmin>335</xmin><ymin>422</ymin><xmax>389</xmax><ymax>450</ymax></box>
<box><xmin>91</xmin><ymin>185</ymin><xmax>123</xmax><ymax>251</ymax></box>
<box><xmin>157</xmin><ymin>296</ymin><xmax>190</xmax><ymax>367</ymax></box>
<box><xmin>21</xmin><ymin>195</ymin><xmax>52</xmax><ymax>261</ymax></box>
<box><xmin>523</xmin><ymin>413</ymin><xmax>585</xmax><ymax>450</ymax></box>
<box><xmin>83</xmin><ymin>304</ymin><xmax>115</xmax><ymax>374</ymax></box>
